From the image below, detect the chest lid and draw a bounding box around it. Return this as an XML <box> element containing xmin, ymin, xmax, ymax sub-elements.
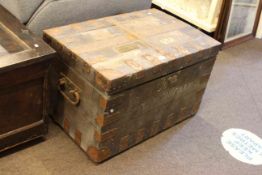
<box><xmin>44</xmin><ymin>9</ymin><xmax>221</xmax><ymax>95</ymax></box>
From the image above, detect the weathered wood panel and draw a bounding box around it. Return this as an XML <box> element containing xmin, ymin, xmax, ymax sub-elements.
<box><xmin>49</xmin><ymin>56</ymin><xmax>215</xmax><ymax>162</ymax></box>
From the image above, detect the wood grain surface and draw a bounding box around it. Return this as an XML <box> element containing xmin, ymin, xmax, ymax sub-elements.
<box><xmin>44</xmin><ymin>8</ymin><xmax>221</xmax><ymax>95</ymax></box>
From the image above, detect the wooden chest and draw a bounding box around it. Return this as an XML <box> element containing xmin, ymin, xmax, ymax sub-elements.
<box><xmin>44</xmin><ymin>9</ymin><xmax>221</xmax><ymax>163</ymax></box>
<box><xmin>0</xmin><ymin>5</ymin><xmax>55</xmax><ymax>152</ymax></box>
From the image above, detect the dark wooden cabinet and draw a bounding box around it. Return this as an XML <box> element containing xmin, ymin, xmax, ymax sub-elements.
<box><xmin>0</xmin><ymin>5</ymin><xmax>55</xmax><ymax>152</ymax></box>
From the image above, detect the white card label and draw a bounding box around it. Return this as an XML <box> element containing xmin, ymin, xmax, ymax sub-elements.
<box><xmin>221</xmin><ymin>128</ymin><xmax>262</xmax><ymax>165</ymax></box>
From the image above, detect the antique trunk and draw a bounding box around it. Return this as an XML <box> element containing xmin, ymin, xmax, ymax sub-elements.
<box><xmin>0</xmin><ymin>5</ymin><xmax>55</xmax><ymax>152</ymax></box>
<box><xmin>44</xmin><ymin>9</ymin><xmax>221</xmax><ymax>163</ymax></box>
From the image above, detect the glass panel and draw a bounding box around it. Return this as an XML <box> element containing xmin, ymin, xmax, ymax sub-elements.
<box><xmin>225</xmin><ymin>0</ymin><xmax>259</xmax><ymax>42</ymax></box>
<box><xmin>0</xmin><ymin>45</ymin><xmax>8</xmax><ymax>57</ymax></box>
<box><xmin>0</xmin><ymin>23</ymin><xmax>28</xmax><ymax>56</ymax></box>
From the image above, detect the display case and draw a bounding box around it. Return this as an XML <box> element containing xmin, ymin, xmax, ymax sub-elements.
<box><xmin>214</xmin><ymin>0</ymin><xmax>262</xmax><ymax>48</ymax></box>
<box><xmin>225</xmin><ymin>0</ymin><xmax>260</xmax><ymax>42</ymax></box>
<box><xmin>0</xmin><ymin>5</ymin><xmax>55</xmax><ymax>152</ymax></box>
<box><xmin>152</xmin><ymin>0</ymin><xmax>223</xmax><ymax>32</ymax></box>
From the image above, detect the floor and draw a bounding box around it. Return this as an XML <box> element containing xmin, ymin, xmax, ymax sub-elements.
<box><xmin>1</xmin><ymin>39</ymin><xmax>262</xmax><ymax>175</ymax></box>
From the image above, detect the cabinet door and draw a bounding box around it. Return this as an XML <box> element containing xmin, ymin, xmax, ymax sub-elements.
<box><xmin>225</xmin><ymin>0</ymin><xmax>260</xmax><ymax>42</ymax></box>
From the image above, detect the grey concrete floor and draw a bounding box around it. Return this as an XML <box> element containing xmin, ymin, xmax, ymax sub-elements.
<box><xmin>0</xmin><ymin>39</ymin><xmax>262</xmax><ymax>175</ymax></box>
